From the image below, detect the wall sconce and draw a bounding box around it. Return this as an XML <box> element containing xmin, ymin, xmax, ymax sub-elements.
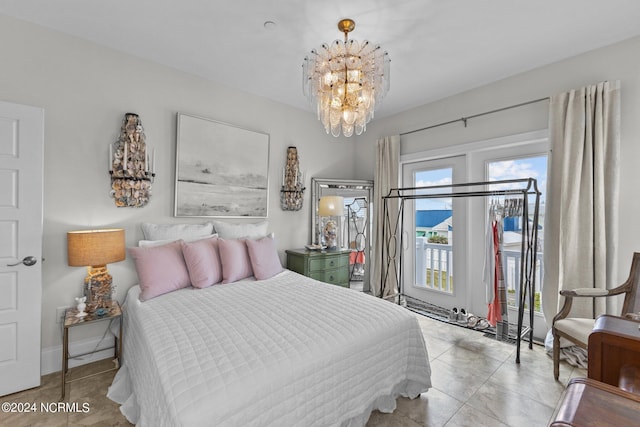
<box><xmin>67</xmin><ymin>228</ymin><xmax>126</xmax><ymax>312</ymax></box>
<box><xmin>318</xmin><ymin>196</ymin><xmax>344</xmax><ymax>250</ymax></box>
<box><xmin>109</xmin><ymin>113</ymin><xmax>155</xmax><ymax>207</ymax></box>
<box><xmin>280</xmin><ymin>146</ymin><xmax>305</xmax><ymax>211</ymax></box>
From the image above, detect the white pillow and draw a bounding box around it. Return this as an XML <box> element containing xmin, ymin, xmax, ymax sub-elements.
<box><xmin>138</xmin><ymin>234</ymin><xmax>218</xmax><ymax>247</ymax></box>
<box><xmin>141</xmin><ymin>222</ymin><xmax>214</xmax><ymax>241</ymax></box>
<box><xmin>211</xmin><ymin>220</ymin><xmax>269</xmax><ymax>239</ymax></box>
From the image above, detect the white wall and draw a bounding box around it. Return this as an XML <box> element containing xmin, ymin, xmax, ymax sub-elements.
<box><xmin>0</xmin><ymin>14</ymin><xmax>357</xmax><ymax>362</ymax></box>
<box><xmin>354</xmin><ymin>35</ymin><xmax>640</xmax><ymax>323</ymax></box>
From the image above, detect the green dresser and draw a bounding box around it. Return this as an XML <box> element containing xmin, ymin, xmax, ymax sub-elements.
<box><xmin>286</xmin><ymin>248</ymin><xmax>351</xmax><ymax>287</ymax></box>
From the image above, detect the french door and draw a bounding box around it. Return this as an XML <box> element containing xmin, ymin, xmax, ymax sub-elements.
<box><xmin>400</xmin><ymin>132</ymin><xmax>548</xmax><ymax>339</ymax></box>
<box><xmin>469</xmin><ymin>144</ymin><xmax>548</xmax><ymax>339</ymax></box>
<box><xmin>401</xmin><ymin>155</ymin><xmax>467</xmax><ymax>310</ymax></box>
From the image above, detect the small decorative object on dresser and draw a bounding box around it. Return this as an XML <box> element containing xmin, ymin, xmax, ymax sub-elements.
<box><xmin>286</xmin><ymin>248</ymin><xmax>351</xmax><ymax>287</ymax></box>
<box><xmin>280</xmin><ymin>146</ymin><xmax>305</xmax><ymax>211</ymax></box>
<box><xmin>318</xmin><ymin>196</ymin><xmax>344</xmax><ymax>249</ymax></box>
<box><xmin>109</xmin><ymin>113</ymin><xmax>155</xmax><ymax>207</ymax></box>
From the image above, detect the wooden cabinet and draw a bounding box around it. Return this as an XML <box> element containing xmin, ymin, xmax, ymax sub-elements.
<box><xmin>286</xmin><ymin>248</ymin><xmax>351</xmax><ymax>287</ymax></box>
<box><xmin>588</xmin><ymin>314</ymin><xmax>640</xmax><ymax>388</ymax></box>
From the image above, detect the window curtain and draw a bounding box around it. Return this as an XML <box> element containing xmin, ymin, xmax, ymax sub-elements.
<box><xmin>542</xmin><ymin>81</ymin><xmax>620</xmax><ymax>327</ymax></box>
<box><xmin>372</xmin><ymin>135</ymin><xmax>400</xmax><ymax>297</ymax></box>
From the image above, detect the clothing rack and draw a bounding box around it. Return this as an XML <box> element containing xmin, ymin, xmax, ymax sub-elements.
<box><xmin>380</xmin><ymin>178</ymin><xmax>541</xmax><ymax>363</ymax></box>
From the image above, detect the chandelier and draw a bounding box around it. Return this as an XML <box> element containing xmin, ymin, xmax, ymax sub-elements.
<box><xmin>302</xmin><ymin>18</ymin><xmax>390</xmax><ymax>137</ymax></box>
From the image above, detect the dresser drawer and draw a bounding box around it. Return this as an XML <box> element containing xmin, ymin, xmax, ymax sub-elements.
<box><xmin>308</xmin><ymin>255</ymin><xmax>348</xmax><ymax>272</ymax></box>
<box><xmin>310</xmin><ymin>267</ymin><xmax>349</xmax><ymax>286</ymax></box>
<box><xmin>285</xmin><ymin>248</ymin><xmax>351</xmax><ymax>287</ymax></box>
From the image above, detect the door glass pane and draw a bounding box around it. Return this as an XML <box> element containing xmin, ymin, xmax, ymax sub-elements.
<box><xmin>487</xmin><ymin>156</ymin><xmax>546</xmax><ymax>313</ymax></box>
<box><xmin>414</xmin><ymin>168</ymin><xmax>453</xmax><ymax>293</ymax></box>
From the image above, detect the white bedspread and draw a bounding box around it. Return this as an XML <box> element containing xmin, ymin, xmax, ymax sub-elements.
<box><xmin>108</xmin><ymin>270</ymin><xmax>431</xmax><ymax>426</ymax></box>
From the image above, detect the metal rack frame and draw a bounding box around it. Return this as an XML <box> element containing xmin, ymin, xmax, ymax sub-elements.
<box><xmin>380</xmin><ymin>178</ymin><xmax>541</xmax><ymax>362</ymax></box>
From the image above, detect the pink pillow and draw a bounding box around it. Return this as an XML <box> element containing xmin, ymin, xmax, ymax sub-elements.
<box><xmin>218</xmin><ymin>238</ymin><xmax>253</xmax><ymax>283</ymax></box>
<box><xmin>246</xmin><ymin>236</ymin><xmax>283</xmax><ymax>280</ymax></box>
<box><xmin>182</xmin><ymin>237</ymin><xmax>222</xmax><ymax>288</ymax></box>
<box><xmin>129</xmin><ymin>240</ymin><xmax>191</xmax><ymax>301</ymax></box>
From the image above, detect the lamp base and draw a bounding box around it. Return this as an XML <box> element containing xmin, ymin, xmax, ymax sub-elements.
<box><xmin>84</xmin><ymin>265</ymin><xmax>113</xmax><ymax>311</ymax></box>
<box><xmin>323</xmin><ymin>219</ymin><xmax>338</xmax><ymax>250</ymax></box>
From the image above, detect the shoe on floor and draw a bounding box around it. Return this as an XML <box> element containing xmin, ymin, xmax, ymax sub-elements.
<box><xmin>449</xmin><ymin>307</ymin><xmax>458</xmax><ymax>322</ymax></box>
<box><xmin>457</xmin><ymin>308</ymin><xmax>469</xmax><ymax>325</ymax></box>
<box><xmin>467</xmin><ymin>314</ymin><xmax>479</xmax><ymax>328</ymax></box>
<box><xmin>474</xmin><ymin>318</ymin><xmax>490</xmax><ymax>330</ymax></box>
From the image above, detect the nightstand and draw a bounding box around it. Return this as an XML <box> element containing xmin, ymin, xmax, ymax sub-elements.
<box><xmin>286</xmin><ymin>248</ymin><xmax>351</xmax><ymax>287</ymax></box>
<box><xmin>61</xmin><ymin>300</ymin><xmax>122</xmax><ymax>400</ymax></box>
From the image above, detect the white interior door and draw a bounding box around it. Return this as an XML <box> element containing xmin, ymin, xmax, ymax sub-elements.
<box><xmin>0</xmin><ymin>101</ymin><xmax>44</xmax><ymax>396</ymax></box>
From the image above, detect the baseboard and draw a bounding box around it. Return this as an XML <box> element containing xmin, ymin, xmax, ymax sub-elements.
<box><xmin>41</xmin><ymin>335</ymin><xmax>117</xmax><ymax>375</ymax></box>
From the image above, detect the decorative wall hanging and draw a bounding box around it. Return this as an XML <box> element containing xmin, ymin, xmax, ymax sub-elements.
<box><xmin>175</xmin><ymin>113</ymin><xmax>270</xmax><ymax>217</ymax></box>
<box><xmin>109</xmin><ymin>113</ymin><xmax>155</xmax><ymax>207</ymax></box>
<box><xmin>280</xmin><ymin>146</ymin><xmax>305</xmax><ymax>211</ymax></box>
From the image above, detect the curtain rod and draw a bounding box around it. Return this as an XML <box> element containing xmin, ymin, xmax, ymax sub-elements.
<box><xmin>400</xmin><ymin>96</ymin><xmax>550</xmax><ymax>136</ymax></box>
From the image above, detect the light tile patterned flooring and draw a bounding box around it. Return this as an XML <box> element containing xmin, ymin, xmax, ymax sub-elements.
<box><xmin>368</xmin><ymin>315</ymin><xmax>584</xmax><ymax>427</ymax></box>
<box><xmin>1</xmin><ymin>314</ymin><xmax>582</xmax><ymax>427</ymax></box>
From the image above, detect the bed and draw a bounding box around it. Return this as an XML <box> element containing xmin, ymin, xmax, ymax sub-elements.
<box><xmin>108</xmin><ymin>269</ymin><xmax>431</xmax><ymax>426</ymax></box>
<box><xmin>108</xmin><ymin>222</ymin><xmax>431</xmax><ymax>425</ymax></box>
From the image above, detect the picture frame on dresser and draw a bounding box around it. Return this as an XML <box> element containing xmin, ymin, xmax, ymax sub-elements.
<box><xmin>174</xmin><ymin>113</ymin><xmax>270</xmax><ymax>218</ymax></box>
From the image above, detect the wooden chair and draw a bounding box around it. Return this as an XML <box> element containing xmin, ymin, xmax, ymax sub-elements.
<box><xmin>552</xmin><ymin>252</ymin><xmax>640</xmax><ymax>380</ymax></box>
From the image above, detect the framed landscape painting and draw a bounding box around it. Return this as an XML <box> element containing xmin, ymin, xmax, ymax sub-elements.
<box><xmin>174</xmin><ymin>113</ymin><xmax>269</xmax><ymax>217</ymax></box>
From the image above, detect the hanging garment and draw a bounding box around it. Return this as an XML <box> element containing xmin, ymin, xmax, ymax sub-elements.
<box><xmin>487</xmin><ymin>221</ymin><xmax>502</xmax><ymax>327</ymax></box>
<box><xmin>497</xmin><ymin>219</ymin><xmax>509</xmax><ymax>340</ymax></box>
<box><xmin>482</xmin><ymin>220</ymin><xmax>495</xmax><ymax>305</ymax></box>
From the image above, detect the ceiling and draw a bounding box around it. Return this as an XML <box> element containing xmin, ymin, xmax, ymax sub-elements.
<box><xmin>2</xmin><ymin>0</ymin><xmax>640</xmax><ymax>118</ymax></box>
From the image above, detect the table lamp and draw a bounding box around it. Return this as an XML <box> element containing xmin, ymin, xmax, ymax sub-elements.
<box><xmin>318</xmin><ymin>196</ymin><xmax>344</xmax><ymax>250</ymax></box>
<box><xmin>67</xmin><ymin>228</ymin><xmax>125</xmax><ymax>312</ymax></box>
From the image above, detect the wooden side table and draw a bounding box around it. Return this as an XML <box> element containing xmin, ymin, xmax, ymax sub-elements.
<box><xmin>286</xmin><ymin>248</ymin><xmax>351</xmax><ymax>287</ymax></box>
<box><xmin>61</xmin><ymin>300</ymin><xmax>123</xmax><ymax>400</ymax></box>
<box><xmin>588</xmin><ymin>314</ymin><xmax>640</xmax><ymax>388</ymax></box>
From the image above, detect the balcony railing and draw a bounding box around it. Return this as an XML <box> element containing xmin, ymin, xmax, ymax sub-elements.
<box><xmin>502</xmin><ymin>248</ymin><xmax>543</xmax><ymax>312</ymax></box>
<box><xmin>416</xmin><ymin>239</ymin><xmax>453</xmax><ymax>293</ymax></box>
<box><xmin>415</xmin><ymin>237</ymin><xmax>543</xmax><ymax>312</ymax></box>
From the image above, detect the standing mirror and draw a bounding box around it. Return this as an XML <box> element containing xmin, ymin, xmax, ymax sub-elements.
<box><xmin>311</xmin><ymin>178</ymin><xmax>374</xmax><ymax>292</ymax></box>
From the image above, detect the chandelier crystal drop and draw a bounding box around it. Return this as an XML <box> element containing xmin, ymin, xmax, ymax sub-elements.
<box><xmin>302</xmin><ymin>18</ymin><xmax>390</xmax><ymax>137</ymax></box>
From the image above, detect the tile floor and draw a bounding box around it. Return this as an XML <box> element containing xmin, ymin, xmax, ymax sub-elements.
<box><xmin>0</xmin><ymin>358</ymin><xmax>130</xmax><ymax>426</ymax></box>
<box><xmin>0</xmin><ymin>314</ymin><xmax>581</xmax><ymax>427</ymax></box>
<box><xmin>368</xmin><ymin>315</ymin><xmax>584</xmax><ymax>427</ymax></box>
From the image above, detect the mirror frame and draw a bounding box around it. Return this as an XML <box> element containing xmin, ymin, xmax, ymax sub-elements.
<box><xmin>311</xmin><ymin>178</ymin><xmax>374</xmax><ymax>292</ymax></box>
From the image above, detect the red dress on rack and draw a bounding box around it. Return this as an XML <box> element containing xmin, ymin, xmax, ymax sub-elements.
<box><xmin>487</xmin><ymin>221</ymin><xmax>503</xmax><ymax>327</ymax></box>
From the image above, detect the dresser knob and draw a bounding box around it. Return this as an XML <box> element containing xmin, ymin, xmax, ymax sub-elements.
<box><xmin>329</xmin><ymin>260</ymin><xmax>335</xmax><ymax>266</ymax></box>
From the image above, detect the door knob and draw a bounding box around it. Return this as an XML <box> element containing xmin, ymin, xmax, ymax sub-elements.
<box><xmin>7</xmin><ymin>256</ymin><xmax>38</xmax><ymax>267</ymax></box>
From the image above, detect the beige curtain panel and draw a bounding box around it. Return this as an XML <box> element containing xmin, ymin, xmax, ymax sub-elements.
<box><xmin>372</xmin><ymin>135</ymin><xmax>400</xmax><ymax>298</ymax></box>
<box><xmin>542</xmin><ymin>80</ymin><xmax>621</xmax><ymax>326</ymax></box>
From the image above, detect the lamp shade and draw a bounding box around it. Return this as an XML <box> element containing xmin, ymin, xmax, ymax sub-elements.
<box><xmin>67</xmin><ymin>228</ymin><xmax>126</xmax><ymax>267</ymax></box>
<box><xmin>318</xmin><ymin>196</ymin><xmax>344</xmax><ymax>217</ymax></box>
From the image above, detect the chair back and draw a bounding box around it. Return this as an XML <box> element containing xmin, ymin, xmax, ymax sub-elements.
<box><xmin>621</xmin><ymin>252</ymin><xmax>640</xmax><ymax>315</ymax></box>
